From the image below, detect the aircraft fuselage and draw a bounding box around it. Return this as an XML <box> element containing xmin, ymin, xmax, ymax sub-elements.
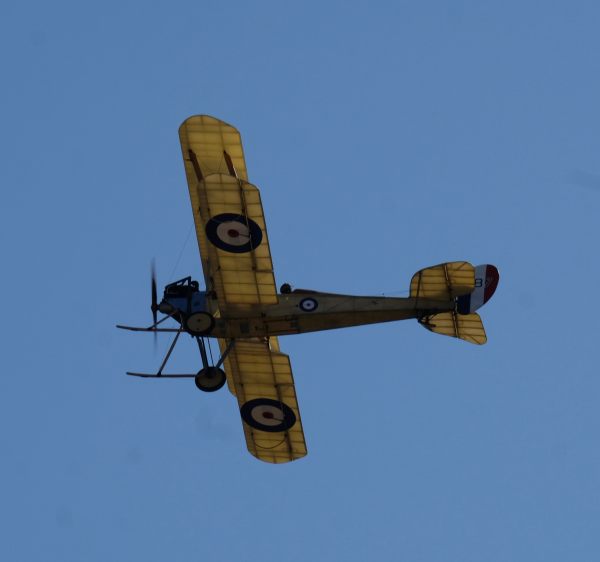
<box><xmin>209</xmin><ymin>293</ymin><xmax>455</xmax><ymax>339</ymax></box>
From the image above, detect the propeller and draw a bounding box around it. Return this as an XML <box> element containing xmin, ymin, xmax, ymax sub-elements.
<box><xmin>151</xmin><ymin>260</ymin><xmax>158</xmax><ymax>348</ymax></box>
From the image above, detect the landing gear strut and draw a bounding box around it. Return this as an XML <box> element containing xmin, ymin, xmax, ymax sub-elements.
<box><xmin>122</xmin><ymin>325</ymin><xmax>236</xmax><ymax>391</ymax></box>
<box><xmin>194</xmin><ymin>337</ymin><xmax>227</xmax><ymax>392</ymax></box>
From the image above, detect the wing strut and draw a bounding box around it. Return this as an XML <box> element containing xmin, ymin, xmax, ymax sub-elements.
<box><xmin>188</xmin><ymin>149</ymin><xmax>204</xmax><ymax>182</ymax></box>
<box><xmin>223</xmin><ymin>150</ymin><xmax>238</xmax><ymax>178</ymax></box>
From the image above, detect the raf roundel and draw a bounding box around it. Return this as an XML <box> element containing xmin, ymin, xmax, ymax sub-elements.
<box><xmin>240</xmin><ymin>398</ymin><xmax>297</xmax><ymax>433</ymax></box>
<box><xmin>299</xmin><ymin>298</ymin><xmax>318</xmax><ymax>312</ymax></box>
<box><xmin>205</xmin><ymin>213</ymin><xmax>263</xmax><ymax>253</ymax></box>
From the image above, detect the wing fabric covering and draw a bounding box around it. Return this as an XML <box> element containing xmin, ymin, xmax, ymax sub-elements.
<box><xmin>188</xmin><ymin>173</ymin><xmax>278</xmax><ymax>309</ymax></box>
<box><xmin>179</xmin><ymin>114</ymin><xmax>249</xmax><ymax>181</ymax></box>
<box><xmin>421</xmin><ymin>312</ymin><xmax>487</xmax><ymax>345</ymax></box>
<box><xmin>179</xmin><ymin>116</ymin><xmax>278</xmax><ymax>310</ymax></box>
<box><xmin>222</xmin><ymin>338</ymin><xmax>307</xmax><ymax>463</ymax></box>
<box><xmin>410</xmin><ymin>261</ymin><xmax>475</xmax><ymax>301</ymax></box>
<box><xmin>179</xmin><ymin>115</ymin><xmax>307</xmax><ymax>463</ymax></box>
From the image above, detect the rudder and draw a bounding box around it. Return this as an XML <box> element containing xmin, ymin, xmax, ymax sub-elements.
<box><xmin>412</xmin><ymin>262</ymin><xmax>499</xmax><ymax>345</ymax></box>
<box><xmin>456</xmin><ymin>264</ymin><xmax>499</xmax><ymax>314</ymax></box>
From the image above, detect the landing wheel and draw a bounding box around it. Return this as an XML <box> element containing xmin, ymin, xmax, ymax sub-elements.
<box><xmin>194</xmin><ymin>367</ymin><xmax>226</xmax><ymax>392</ymax></box>
<box><xmin>184</xmin><ymin>312</ymin><xmax>215</xmax><ymax>336</ymax></box>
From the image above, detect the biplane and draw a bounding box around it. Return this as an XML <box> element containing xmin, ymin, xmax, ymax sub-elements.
<box><xmin>117</xmin><ymin>115</ymin><xmax>499</xmax><ymax>464</ymax></box>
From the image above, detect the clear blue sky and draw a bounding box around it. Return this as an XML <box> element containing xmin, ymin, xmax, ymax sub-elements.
<box><xmin>2</xmin><ymin>1</ymin><xmax>599</xmax><ymax>561</ymax></box>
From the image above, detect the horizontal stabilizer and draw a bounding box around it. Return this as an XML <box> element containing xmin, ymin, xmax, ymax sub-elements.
<box><xmin>410</xmin><ymin>261</ymin><xmax>474</xmax><ymax>300</ymax></box>
<box><xmin>419</xmin><ymin>311</ymin><xmax>487</xmax><ymax>345</ymax></box>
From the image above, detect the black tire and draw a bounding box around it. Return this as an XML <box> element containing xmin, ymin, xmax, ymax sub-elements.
<box><xmin>184</xmin><ymin>312</ymin><xmax>215</xmax><ymax>336</ymax></box>
<box><xmin>194</xmin><ymin>367</ymin><xmax>226</xmax><ymax>392</ymax></box>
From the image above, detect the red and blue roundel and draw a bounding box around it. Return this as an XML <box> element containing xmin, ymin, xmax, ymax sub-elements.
<box><xmin>240</xmin><ymin>398</ymin><xmax>297</xmax><ymax>432</ymax></box>
<box><xmin>205</xmin><ymin>213</ymin><xmax>263</xmax><ymax>253</ymax></box>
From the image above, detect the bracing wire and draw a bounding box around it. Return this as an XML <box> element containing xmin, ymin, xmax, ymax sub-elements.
<box><xmin>379</xmin><ymin>289</ymin><xmax>410</xmax><ymax>297</ymax></box>
<box><xmin>168</xmin><ymin>222</ymin><xmax>195</xmax><ymax>281</ymax></box>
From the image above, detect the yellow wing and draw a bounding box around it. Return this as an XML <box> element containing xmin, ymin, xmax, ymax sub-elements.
<box><xmin>179</xmin><ymin>115</ymin><xmax>307</xmax><ymax>463</ymax></box>
<box><xmin>179</xmin><ymin>114</ymin><xmax>248</xmax><ymax>180</ymax></box>
<box><xmin>222</xmin><ymin>338</ymin><xmax>307</xmax><ymax>463</ymax></box>
<box><xmin>179</xmin><ymin>115</ymin><xmax>278</xmax><ymax>311</ymax></box>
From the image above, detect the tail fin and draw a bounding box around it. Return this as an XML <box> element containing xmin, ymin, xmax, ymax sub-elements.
<box><xmin>413</xmin><ymin>262</ymin><xmax>499</xmax><ymax>345</ymax></box>
<box><xmin>456</xmin><ymin>264</ymin><xmax>499</xmax><ymax>314</ymax></box>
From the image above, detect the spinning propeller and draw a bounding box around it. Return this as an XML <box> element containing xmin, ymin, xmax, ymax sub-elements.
<box><xmin>151</xmin><ymin>260</ymin><xmax>158</xmax><ymax>348</ymax></box>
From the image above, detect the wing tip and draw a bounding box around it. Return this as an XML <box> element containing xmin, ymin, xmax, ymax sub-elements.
<box><xmin>179</xmin><ymin>114</ymin><xmax>240</xmax><ymax>134</ymax></box>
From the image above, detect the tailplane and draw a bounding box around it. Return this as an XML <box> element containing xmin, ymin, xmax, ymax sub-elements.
<box><xmin>412</xmin><ymin>262</ymin><xmax>499</xmax><ymax>345</ymax></box>
<box><xmin>419</xmin><ymin>312</ymin><xmax>487</xmax><ymax>345</ymax></box>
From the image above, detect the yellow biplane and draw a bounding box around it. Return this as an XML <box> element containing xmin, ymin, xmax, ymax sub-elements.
<box><xmin>118</xmin><ymin>115</ymin><xmax>500</xmax><ymax>464</ymax></box>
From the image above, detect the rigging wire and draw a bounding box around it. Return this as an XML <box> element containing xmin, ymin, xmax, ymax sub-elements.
<box><xmin>168</xmin><ymin>222</ymin><xmax>195</xmax><ymax>282</ymax></box>
<box><xmin>379</xmin><ymin>289</ymin><xmax>410</xmax><ymax>297</ymax></box>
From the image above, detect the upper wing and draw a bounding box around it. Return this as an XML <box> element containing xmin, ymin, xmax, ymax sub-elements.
<box><xmin>179</xmin><ymin>116</ymin><xmax>307</xmax><ymax>463</ymax></box>
<box><xmin>222</xmin><ymin>337</ymin><xmax>308</xmax><ymax>463</ymax></box>
<box><xmin>179</xmin><ymin>114</ymin><xmax>248</xmax><ymax>180</ymax></box>
<box><xmin>179</xmin><ymin>115</ymin><xmax>278</xmax><ymax>312</ymax></box>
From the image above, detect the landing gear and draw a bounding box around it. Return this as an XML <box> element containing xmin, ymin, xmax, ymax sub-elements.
<box><xmin>195</xmin><ymin>367</ymin><xmax>226</xmax><ymax>392</ymax></box>
<box><xmin>120</xmin><ymin>288</ymin><xmax>237</xmax><ymax>392</ymax></box>
<box><xmin>192</xmin><ymin>336</ymin><xmax>236</xmax><ymax>393</ymax></box>
<box><xmin>184</xmin><ymin>311</ymin><xmax>215</xmax><ymax>336</ymax></box>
